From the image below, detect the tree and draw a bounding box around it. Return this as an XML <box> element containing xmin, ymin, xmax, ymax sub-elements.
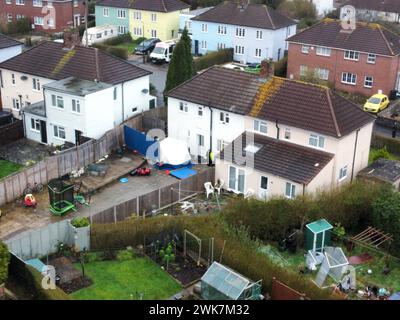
<box><xmin>371</xmin><ymin>147</ymin><xmax>390</xmax><ymax>162</ymax></box>
<box><xmin>277</xmin><ymin>0</ymin><xmax>316</xmax><ymax>20</ymax></box>
<box><xmin>164</xmin><ymin>27</ymin><xmax>193</xmax><ymax>102</ymax></box>
<box><xmin>0</xmin><ymin>242</ymin><xmax>10</xmax><ymax>285</ymax></box>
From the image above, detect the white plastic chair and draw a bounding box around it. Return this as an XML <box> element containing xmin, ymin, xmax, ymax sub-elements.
<box><xmin>204</xmin><ymin>182</ymin><xmax>215</xmax><ymax>199</ymax></box>
<box><xmin>180</xmin><ymin>201</ymin><xmax>194</xmax><ymax>212</ymax></box>
<box><xmin>214</xmin><ymin>179</ymin><xmax>224</xmax><ymax>195</ymax></box>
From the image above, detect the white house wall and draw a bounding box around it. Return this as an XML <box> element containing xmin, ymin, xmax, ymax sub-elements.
<box><xmin>24</xmin><ymin>112</ymin><xmax>46</xmax><ymax>144</ymax></box>
<box><xmin>121</xmin><ymin>75</ymin><xmax>151</xmax><ymax>122</ymax></box>
<box><xmin>0</xmin><ymin>45</ymin><xmax>23</xmax><ymax>63</ymax></box>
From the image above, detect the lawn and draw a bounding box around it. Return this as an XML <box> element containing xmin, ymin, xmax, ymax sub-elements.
<box><xmin>70</xmin><ymin>256</ymin><xmax>182</xmax><ymax>300</ymax></box>
<box><xmin>0</xmin><ymin>159</ymin><xmax>23</xmax><ymax>179</ymax></box>
<box><xmin>368</xmin><ymin>147</ymin><xmax>400</xmax><ymax>164</ymax></box>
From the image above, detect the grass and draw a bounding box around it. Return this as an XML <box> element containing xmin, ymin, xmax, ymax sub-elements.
<box><xmin>70</xmin><ymin>255</ymin><xmax>182</xmax><ymax>300</ymax></box>
<box><xmin>368</xmin><ymin>147</ymin><xmax>400</xmax><ymax>164</ymax></box>
<box><xmin>0</xmin><ymin>159</ymin><xmax>23</xmax><ymax>179</ymax></box>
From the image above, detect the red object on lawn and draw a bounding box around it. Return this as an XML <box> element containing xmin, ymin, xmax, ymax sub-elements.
<box><xmin>348</xmin><ymin>253</ymin><xmax>373</xmax><ymax>265</ymax></box>
<box><xmin>24</xmin><ymin>194</ymin><xmax>37</xmax><ymax>208</ymax></box>
<box><xmin>165</xmin><ymin>170</ymin><xmax>170</xmax><ymax>175</ymax></box>
<box><xmin>137</xmin><ymin>167</ymin><xmax>151</xmax><ymax>176</ymax></box>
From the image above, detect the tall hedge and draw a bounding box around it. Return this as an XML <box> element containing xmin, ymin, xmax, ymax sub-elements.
<box><xmin>192</xmin><ymin>48</ymin><xmax>233</xmax><ymax>72</ymax></box>
<box><xmin>0</xmin><ymin>242</ymin><xmax>10</xmax><ymax>284</ymax></box>
<box><xmin>371</xmin><ymin>133</ymin><xmax>400</xmax><ymax>157</ymax></box>
<box><xmin>92</xmin><ymin>43</ymin><xmax>128</xmax><ymax>60</ymax></box>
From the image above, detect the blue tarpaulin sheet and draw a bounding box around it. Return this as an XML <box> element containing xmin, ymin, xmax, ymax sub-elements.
<box><xmin>26</xmin><ymin>258</ymin><xmax>46</xmax><ymax>273</ymax></box>
<box><xmin>170</xmin><ymin>167</ymin><xmax>197</xmax><ymax>180</ymax></box>
<box><xmin>124</xmin><ymin>126</ymin><xmax>158</xmax><ymax>159</ymax></box>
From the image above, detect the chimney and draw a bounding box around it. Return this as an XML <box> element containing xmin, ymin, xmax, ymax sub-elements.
<box><xmin>259</xmin><ymin>59</ymin><xmax>274</xmax><ymax>79</ymax></box>
<box><xmin>63</xmin><ymin>29</ymin><xmax>80</xmax><ymax>50</ymax></box>
<box><xmin>238</xmin><ymin>0</ymin><xmax>249</xmax><ymax>11</ymax></box>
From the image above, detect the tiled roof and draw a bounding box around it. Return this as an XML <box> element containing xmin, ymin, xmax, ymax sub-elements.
<box><xmin>345</xmin><ymin>0</ymin><xmax>400</xmax><ymax>14</ymax></box>
<box><xmin>96</xmin><ymin>0</ymin><xmax>190</xmax><ymax>12</ymax></box>
<box><xmin>191</xmin><ymin>1</ymin><xmax>295</xmax><ymax>30</ymax></box>
<box><xmin>0</xmin><ymin>41</ymin><xmax>151</xmax><ymax>85</ymax></box>
<box><xmin>167</xmin><ymin>66</ymin><xmax>374</xmax><ymax>138</ymax></box>
<box><xmin>0</xmin><ymin>33</ymin><xmax>23</xmax><ymax>50</ymax></box>
<box><xmin>287</xmin><ymin>19</ymin><xmax>400</xmax><ymax>56</ymax></box>
<box><xmin>220</xmin><ymin>132</ymin><xmax>334</xmax><ymax>185</ymax></box>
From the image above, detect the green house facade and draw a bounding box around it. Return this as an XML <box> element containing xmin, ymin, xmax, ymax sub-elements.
<box><xmin>95</xmin><ymin>4</ymin><xmax>130</xmax><ymax>34</ymax></box>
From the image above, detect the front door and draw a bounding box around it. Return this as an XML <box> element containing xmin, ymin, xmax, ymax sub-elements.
<box><xmin>40</xmin><ymin>120</ymin><xmax>47</xmax><ymax>144</ymax></box>
<box><xmin>194</xmin><ymin>40</ymin><xmax>199</xmax><ymax>56</ymax></box>
<box><xmin>259</xmin><ymin>176</ymin><xmax>268</xmax><ymax>200</ymax></box>
<box><xmin>228</xmin><ymin>166</ymin><xmax>245</xmax><ymax>193</ymax></box>
<box><xmin>75</xmin><ymin>129</ymin><xmax>82</xmax><ymax>145</ymax></box>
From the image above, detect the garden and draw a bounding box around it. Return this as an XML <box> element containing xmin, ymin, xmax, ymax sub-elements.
<box><xmin>0</xmin><ymin>159</ymin><xmax>23</xmax><ymax>180</ymax></box>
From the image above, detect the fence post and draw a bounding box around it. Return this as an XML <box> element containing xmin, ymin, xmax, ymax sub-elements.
<box><xmin>136</xmin><ymin>197</ymin><xmax>139</xmax><ymax>218</ymax></box>
<box><xmin>113</xmin><ymin>206</ymin><xmax>117</xmax><ymax>224</ymax></box>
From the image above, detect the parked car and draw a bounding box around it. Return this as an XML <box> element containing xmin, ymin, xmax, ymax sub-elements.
<box><xmin>244</xmin><ymin>63</ymin><xmax>261</xmax><ymax>74</ymax></box>
<box><xmin>222</xmin><ymin>63</ymin><xmax>244</xmax><ymax>71</ymax></box>
<box><xmin>363</xmin><ymin>93</ymin><xmax>390</xmax><ymax>113</ymax></box>
<box><xmin>135</xmin><ymin>38</ymin><xmax>161</xmax><ymax>55</ymax></box>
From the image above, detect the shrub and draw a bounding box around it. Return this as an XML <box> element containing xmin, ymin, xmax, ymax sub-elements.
<box><xmin>192</xmin><ymin>48</ymin><xmax>234</xmax><ymax>72</ymax></box>
<box><xmin>71</xmin><ymin>217</ymin><xmax>90</xmax><ymax>228</ymax></box>
<box><xmin>116</xmin><ymin>249</ymin><xmax>134</xmax><ymax>261</ymax></box>
<box><xmin>5</xmin><ymin>17</ymin><xmax>31</xmax><ymax>35</ymax></box>
<box><xmin>103</xmin><ymin>33</ymin><xmax>133</xmax><ymax>46</ymax></box>
<box><xmin>371</xmin><ymin>146</ymin><xmax>391</xmax><ymax>162</ymax></box>
<box><xmin>93</xmin><ymin>44</ymin><xmax>128</xmax><ymax>60</ymax></box>
<box><xmin>274</xmin><ymin>55</ymin><xmax>288</xmax><ymax>77</ymax></box>
<box><xmin>371</xmin><ymin>133</ymin><xmax>400</xmax><ymax>157</ymax></box>
<box><xmin>0</xmin><ymin>242</ymin><xmax>10</xmax><ymax>284</ymax></box>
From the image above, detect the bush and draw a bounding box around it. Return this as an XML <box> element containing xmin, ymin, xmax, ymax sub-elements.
<box><xmin>116</xmin><ymin>249</ymin><xmax>135</xmax><ymax>261</ymax></box>
<box><xmin>103</xmin><ymin>33</ymin><xmax>133</xmax><ymax>46</ymax></box>
<box><xmin>0</xmin><ymin>242</ymin><xmax>10</xmax><ymax>284</ymax></box>
<box><xmin>274</xmin><ymin>55</ymin><xmax>288</xmax><ymax>77</ymax></box>
<box><xmin>93</xmin><ymin>43</ymin><xmax>128</xmax><ymax>60</ymax></box>
<box><xmin>371</xmin><ymin>146</ymin><xmax>391</xmax><ymax>162</ymax></box>
<box><xmin>71</xmin><ymin>217</ymin><xmax>90</xmax><ymax>228</ymax></box>
<box><xmin>5</xmin><ymin>17</ymin><xmax>31</xmax><ymax>35</ymax></box>
<box><xmin>371</xmin><ymin>133</ymin><xmax>400</xmax><ymax>157</ymax></box>
<box><xmin>193</xmin><ymin>48</ymin><xmax>233</xmax><ymax>72</ymax></box>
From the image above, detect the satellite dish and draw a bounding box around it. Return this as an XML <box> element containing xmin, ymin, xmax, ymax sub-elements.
<box><xmin>142</xmin><ymin>88</ymin><xmax>149</xmax><ymax>94</ymax></box>
<box><xmin>20</xmin><ymin>75</ymin><xmax>28</xmax><ymax>81</ymax></box>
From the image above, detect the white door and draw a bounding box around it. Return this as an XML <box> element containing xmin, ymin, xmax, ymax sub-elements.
<box><xmin>228</xmin><ymin>166</ymin><xmax>245</xmax><ymax>193</ymax></box>
<box><xmin>197</xmin><ymin>133</ymin><xmax>205</xmax><ymax>159</ymax></box>
<box><xmin>259</xmin><ymin>176</ymin><xmax>268</xmax><ymax>200</ymax></box>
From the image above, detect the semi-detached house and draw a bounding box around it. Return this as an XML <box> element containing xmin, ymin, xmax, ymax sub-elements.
<box><xmin>0</xmin><ymin>38</ymin><xmax>154</xmax><ymax>146</ymax></box>
<box><xmin>286</xmin><ymin>19</ymin><xmax>400</xmax><ymax>96</ymax></box>
<box><xmin>343</xmin><ymin>0</ymin><xmax>400</xmax><ymax>23</ymax></box>
<box><xmin>167</xmin><ymin>66</ymin><xmax>374</xmax><ymax>199</ymax></box>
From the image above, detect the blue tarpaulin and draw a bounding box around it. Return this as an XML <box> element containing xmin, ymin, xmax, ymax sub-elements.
<box><xmin>26</xmin><ymin>258</ymin><xmax>46</xmax><ymax>273</ymax></box>
<box><xmin>124</xmin><ymin>126</ymin><xmax>158</xmax><ymax>159</ymax></box>
<box><xmin>170</xmin><ymin>167</ymin><xmax>197</xmax><ymax>180</ymax></box>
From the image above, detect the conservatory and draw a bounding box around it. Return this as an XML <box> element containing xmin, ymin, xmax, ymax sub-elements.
<box><xmin>201</xmin><ymin>262</ymin><xmax>263</xmax><ymax>300</ymax></box>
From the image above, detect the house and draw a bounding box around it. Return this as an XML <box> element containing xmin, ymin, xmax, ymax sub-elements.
<box><xmin>167</xmin><ymin>65</ymin><xmax>374</xmax><ymax>199</ymax></box>
<box><xmin>342</xmin><ymin>0</ymin><xmax>400</xmax><ymax>23</ymax></box>
<box><xmin>357</xmin><ymin>158</ymin><xmax>400</xmax><ymax>190</ymax></box>
<box><xmin>95</xmin><ymin>0</ymin><xmax>190</xmax><ymax>40</ymax></box>
<box><xmin>0</xmin><ymin>0</ymin><xmax>86</xmax><ymax>32</ymax></box>
<box><xmin>286</xmin><ymin>19</ymin><xmax>400</xmax><ymax>96</ymax></box>
<box><xmin>0</xmin><ymin>33</ymin><xmax>155</xmax><ymax>145</ymax></box>
<box><xmin>0</xmin><ymin>33</ymin><xmax>23</xmax><ymax>63</ymax></box>
<box><xmin>179</xmin><ymin>7</ymin><xmax>213</xmax><ymax>37</ymax></box>
<box><xmin>189</xmin><ymin>1</ymin><xmax>297</xmax><ymax>63</ymax></box>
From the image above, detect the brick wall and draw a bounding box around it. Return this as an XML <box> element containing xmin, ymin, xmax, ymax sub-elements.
<box><xmin>287</xmin><ymin>42</ymin><xmax>400</xmax><ymax>96</ymax></box>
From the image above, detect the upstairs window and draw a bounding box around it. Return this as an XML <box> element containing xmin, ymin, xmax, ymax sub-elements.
<box><xmin>133</xmin><ymin>11</ymin><xmax>141</xmax><ymax>20</ymax></box>
<box><xmin>179</xmin><ymin>102</ymin><xmax>188</xmax><ymax>112</ymax></box>
<box><xmin>339</xmin><ymin>165</ymin><xmax>348</xmax><ymax>181</ymax></box>
<box><xmin>344</xmin><ymin>50</ymin><xmax>360</xmax><ymax>61</ymax></box>
<box><xmin>103</xmin><ymin>8</ymin><xmax>109</xmax><ymax>17</ymax></box>
<box><xmin>309</xmin><ymin>133</ymin><xmax>325</xmax><ymax>149</ymax></box>
<box><xmin>217</xmin><ymin>25</ymin><xmax>227</xmax><ymax>35</ymax></box>
<box><xmin>256</xmin><ymin>30</ymin><xmax>263</xmax><ymax>39</ymax></box>
<box><xmin>316</xmin><ymin>46</ymin><xmax>331</xmax><ymax>56</ymax></box>
<box><xmin>117</xmin><ymin>9</ymin><xmax>126</xmax><ymax>19</ymax></box>
<box><xmin>301</xmin><ymin>45</ymin><xmax>310</xmax><ymax>54</ymax></box>
<box><xmin>285</xmin><ymin>182</ymin><xmax>296</xmax><ymax>199</ymax></box>
<box><xmin>253</xmin><ymin>119</ymin><xmax>267</xmax><ymax>134</ymax></box>
<box><xmin>220</xmin><ymin>112</ymin><xmax>229</xmax><ymax>124</ymax></box>
<box><xmin>72</xmin><ymin>99</ymin><xmax>81</xmax><ymax>113</ymax></box>
<box><xmin>32</xmin><ymin>78</ymin><xmax>41</xmax><ymax>91</ymax></box>
<box><xmin>52</xmin><ymin>94</ymin><xmax>64</xmax><ymax>109</ymax></box>
<box><xmin>236</xmin><ymin>27</ymin><xmax>245</xmax><ymax>37</ymax></box>
<box><xmin>201</xmin><ymin>23</ymin><xmax>208</xmax><ymax>32</ymax></box>
<box><xmin>367</xmin><ymin>53</ymin><xmax>376</xmax><ymax>64</ymax></box>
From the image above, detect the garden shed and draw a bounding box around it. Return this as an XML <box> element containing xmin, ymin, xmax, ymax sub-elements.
<box><xmin>305</xmin><ymin>219</ymin><xmax>333</xmax><ymax>252</ymax></box>
<box><xmin>201</xmin><ymin>262</ymin><xmax>263</xmax><ymax>300</ymax></box>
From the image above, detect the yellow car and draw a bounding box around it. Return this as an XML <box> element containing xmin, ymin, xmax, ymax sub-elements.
<box><xmin>363</xmin><ymin>93</ymin><xmax>390</xmax><ymax>113</ymax></box>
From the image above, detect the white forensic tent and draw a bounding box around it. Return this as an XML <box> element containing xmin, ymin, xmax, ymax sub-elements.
<box><xmin>158</xmin><ymin>137</ymin><xmax>191</xmax><ymax>166</ymax></box>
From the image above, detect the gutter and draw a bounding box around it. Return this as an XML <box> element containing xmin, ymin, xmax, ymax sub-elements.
<box><xmin>350</xmin><ymin>128</ymin><xmax>360</xmax><ymax>183</ymax></box>
<box><xmin>207</xmin><ymin>103</ymin><xmax>213</xmax><ymax>152</ymax></box>
<box><xmin>121</xmin><ymin>82</ymin><xmax>125</xmax><ymax>121</ymax></box>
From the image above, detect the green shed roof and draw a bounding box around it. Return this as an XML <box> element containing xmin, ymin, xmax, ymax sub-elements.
<box><xmin>306</xmin><ymin>219</ymin><xmax>333</xmax><ymax>234</ymax></box>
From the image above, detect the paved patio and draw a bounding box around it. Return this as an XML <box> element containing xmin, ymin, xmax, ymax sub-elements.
<box><xmin>0</xmin><ymin>139</ymin><xmax>51</xmax><ymax>165</ymax></box>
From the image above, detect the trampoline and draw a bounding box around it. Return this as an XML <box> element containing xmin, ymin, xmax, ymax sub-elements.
<box><xmin>48</xmin><ymin>179</ymin><xmax>76</xmax><ymax>216</ymax></box>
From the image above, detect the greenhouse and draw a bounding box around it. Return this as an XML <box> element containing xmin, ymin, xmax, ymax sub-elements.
<box><xmin>200</xmin><ymin>262</ymin><xmax>263</xmax><ymax>300</ymax></box>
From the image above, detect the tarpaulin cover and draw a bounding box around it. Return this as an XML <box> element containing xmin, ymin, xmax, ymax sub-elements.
<box><xmin>124</xmin><ymin>126</ymin><xmax>158</xmax><ymax>158</ymax></box>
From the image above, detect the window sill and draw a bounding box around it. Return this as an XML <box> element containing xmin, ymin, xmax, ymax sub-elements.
<box><xmin>338</xmin><ymin>176</ymin><xmax>347</xmax><ymax>182</ymax></box>
<box><xmin>341</xmin><ymin>82</ymin><xmax>357</xmax><ymax>86</ymax></box>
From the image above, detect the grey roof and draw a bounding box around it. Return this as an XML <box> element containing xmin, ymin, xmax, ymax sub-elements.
<box><xmin>23</xmin><ymin>101</ymin><xmax>46</xmax><ymax>118</ymax></box>
<box><xmin>0</xmin><ymin>33</ymin><xmax>23</xmax><ymax>50</ymax></box>
<box><xmin>357</xmin><ymin>158</ymin><xmax>400</xmax><ymax>183</ymax></box>
<box><xmin>43</xmin><ymin>77</ymin><xmax>112</xmax><ymax>96</ymax></box>
<box><xmin>184</xmin><ymin>7</ymin><xmax>214</xmax><ymax>17</ymax></box>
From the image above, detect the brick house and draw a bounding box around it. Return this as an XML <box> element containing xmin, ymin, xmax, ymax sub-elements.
<box><xmin>286</xmin><ymin>19</ymin><xmax>400</xmax><ymax>96</ymax></box>
<box><xmin>0</xmin><ymin>0</ymin><xmax>86</xmax><ymax>33</ymax></box>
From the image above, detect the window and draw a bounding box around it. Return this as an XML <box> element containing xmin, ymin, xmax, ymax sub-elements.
<box><xmin>133</xmin><ymin>11</ymin><xmax>141</xmax><ymax>20</ymax></box>
<box><xmin>52</xmin><ymin>95</ymin><xmax>64</xmax><ymax>109</ymax></box>
<box><xmin>185</xmin><ymin>20</ymin><xmax>192</xmax><ymax>30</ymax></box>
<box><xmin>53</xmin><ymin>125</ymin><xmax>66</xmax><ymax>140</ymax></box>
<box><xmin>260</xmin><ymin>176</ymin><xmax>268</xmax><ymax>190</ymax></box>
<box><xmin>219</xmin><ymin>112</ymin><xmax>229</xmax><ymax>123</ymax></box>
<box><xmin>284</xmin><ymin>128</ymin><xmax>291</xmax><ymax>140</ymax></box>
<box><xmin>201</xmin><ymin>40</ymin><xmax>207</xmax><ymax>50</ymax></box>
<box><xmin>133</xmin><ymin>27</ymin><xmax>142</xmax><ymax>36</ymax></box>
<box><xmin>117</xmin><ymin>9</ymin><xmax>126</xmax><ymax>19</ymax></box>
<box><xmin>34</xmin><ymin>16</ymin><xmax>43</xmax><ymax>25</ymax></box>
<box><xmin>256</xmin><ymin>30</ymin><xmax>263</xmax><ymax>39</ymax></box>
<box><xmin>33</xmin><ymin>0</ymin><xmax>42</xmax><ymax>6</ymax></box>
<box><xmin>344</xmin><ymin>50</ymin><xmax>360</xmax><ymax>61</ymax></box>
<box><xmin>73</xmin><ymin>0</ymin><xmax>78</xmax><ymax>7</ymax></box>
<box><xmin>364</xmin><ymin>76</ymin><xmax>373</xmax><ymax>88</ymax></box>
<box><xmin>201</xmin><ymin>23</ymin><xmax>208</xmax><ymax>32</ymax></box>
<box><xmin>255</xmin><ymin>48</ymin><xmax>262</xmax><ymax>58</ymax></box>
<box><xmin>11</xmin><ymin>73</ymin><xmax>15</xmax><ymax>85</ymax></box>
<box><xmin>179</xmin><ymin>102</ymin><xmax>188</xmax><ymax>112</ymax></box>
<box><xmin>217</xmin><ymin>139</ymin><xmax>229</xmax><ymax>152</ymax></box>
<box><xmin>118</xmin><ymin>26</ymin><xmax>127</xmax><ymax>34</ymax></box>
<box><xmin>96</xmin><ymin>33</ymin><xmax>102</xmax><ymax>39</ymax></box>
<box><xmin>299</xmin><ymin>65</ymin><xmax>308</xmax><ymax>76</ymax></box>
<box><xmin>16</xmin><ymin>0</ymin><xmax>25</xmax><ymax>5</ymax></box>
<box><xmin>33</xmin><ymin>78</ymin><xmax>40</xmax><ymax>91</ymax></box>
<box><xmin>72</xmin><ymin>99</ymin><xmax>81</xmax><ymax>113</ymax></box>
<box><xmin>316</xmin><ymin>46</ymin><xmax>331</xmax><ymax>56</ymax></box>
<box><xmin>47</xmin><ymin>17</ymin><xmax>54</xmax><ymax>27</ymax></box>
<box><xmin>235</xmin><ymin>45</ymin><xmax>244</xmax><ymax>55</ymax></box>
<box><xmin>47</xmin><ymin>1</ymin><xmax>53</xmax><ymax>8</ymax></box>
<box><xmin>6</xmin><ymin>0</ymin><xmax>11</xmax><ymax>4</ymax></box>
<box><xmin>30</xmin><ymin>118</ymin><xmax>40</xmax><ymax>131</ymax></box>
<box><xmin>217</xmin><ymin>43</ymin><xmax>226</xmax><ymax>50</ymax></box>
<box><xmin>103</xmin><ymin>8</ymin><xmax>109</xmax><ymax>17</ymax></box>
<box><xmin>198</xmin><ymin>106</ymin><xmax>203</xmax><ymax>116</ymax></box>
<box><xmin>301</xmin><ymin>45</ymin><xmax>310</xmax><ymax>54</ymax></box>
<box><xmin>151</xmin><ymin>29</ymin><xmax>157</xmax><ymax>38</ymax></box>
<box><xmin>12</xmin><ymin>98</ymin><xmax>20</xmax><ymax>110</ymax></box>
<box><xmin>253</xmin><ymin>119</ymin><xmax>267</xmax><ymax>134</ymax></box>
<box><xmin>341</xmin><ymin>72</ymin><xmax>357</xmax><ymax>85</ymax></box>
<box><xmin>151</xmin><ymin>13</ymin><xmax>157</xmax><ymax>22</ymax></box>
<box><xmin>236</xmin><ymin>27</ymin><xmax>245</xmax><ymax>37</ymax></box>
<box><xmin>315</xmin><ymin>68</ymin><xmax>329</xmax><ymax>80</ymax></box>
<box><xmin>367</xmin><ymin>53</ymin><xmax>376</xmax><ymax>64</ymax></box>
<box><xmin>113</xmin><ymin>87</ymin><xmax>117</xmax><ymax>100</ymax></box>
<box><xmin>339</xmin><ymin>165</ymin><xmax>348</xmax><ymax>181</ymax></box>
<box><xmin>7</xmin><ymin>14</ymin><xmax>12</xmax><ymax>23</ymax></box>
<box><xmin>197</xmin><ymin>134</ymin><xmax>204</xmax><ymax>147</ymax></box>
<box><xmin>309</xmin><ymin>134</ymin><xmax>325</xmax><ymax>149</ymax></box>
<box><xmin>217</xmin><ymin>25</ymin><xmax>226</xmax><ymax>35</ymax></box>
<box><xmin>285</xmin><ymin>182</ymin><xmax>296</xmax><ymax>199</ymax></box>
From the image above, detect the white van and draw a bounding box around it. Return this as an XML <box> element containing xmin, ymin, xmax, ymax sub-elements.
<box><xmin>82</xmin><ymin>25</ymin><xmax>118</xmax><ymax>46</ymax></box>
<box><xmin>150</xmin><ymin>39</ymin><xmax>179</xmax><ymax>63</ymax></box>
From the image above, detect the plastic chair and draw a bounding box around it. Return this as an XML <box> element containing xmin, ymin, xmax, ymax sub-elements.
<box><xmin>204</xmin><ymin>182</ymin><xmax>215</xmax><ymax>199</ymax></box>
<box><xmin>214</xmin><ymin>179</ymin><xmax>224</xmax><ymax>195</ymax></box>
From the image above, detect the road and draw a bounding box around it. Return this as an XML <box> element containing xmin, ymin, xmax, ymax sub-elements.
<box><xmin>374</xmin><ymin>98</ymin><xmax>400</xmax><ymax>139</ymax></box>
<box><xmin>128</xmin><ymin>55</ymin><xmax>168</xmax><ymax>107</ymax></box>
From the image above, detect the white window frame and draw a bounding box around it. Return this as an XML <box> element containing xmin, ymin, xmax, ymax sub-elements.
<box><xmin>299</xmin><ymin>65</ymin><xmax>308</xmax><ymax>77</ymax></box>
<box><xmin>344</xmin><ymin>50</ymin><xmax>360</xmax><ymax>61</ymax></box>
<box><xmin>53</xmin><ymin>125</ymin><xmax>66</xmax><ymax>140</ymax></box>
<box><xmin>12</xmin><ymin>98</ymin><xmax>20</xmax><ymax>110</ymax></box>
<box><xmin>285</xmin><ymin>182</ymin><xmax>296</xmax><ymax>199</ymax></box>
<box><xmin>72</xmin><ymin>99</ymin><xmax>81</xmax><ymax>114</ymax></box>
<box><xmin>367</xmin><ymin>53</ymin><xmax>376</xmax><ymax>64</ymax></box>
<box><xmin>255</xmin><ymin>48</ymin><xmax>262</xmax><ymax>58</ymax></box>
<box><xmin>256</xmin><ymin>30</ymin><xmax>263</xmax><ymax>40</ymax></box>
<box><xmin>217</xmin><ymin>25</ymin><xmax>227</xmax><ymax>35</ymax></box>
<box><xmin>236</xmin><ymin>27</ymin><xmax>245</xmax><ymax>38</ymax></box>
<box><xmin>198</xmin><ymin>106</ymin><xmax>203</xmax><ymax>117</ymax></box>
<box><xmin>33</xmin><ymin>0</ymin><xmax>42</xmax><ymax>6</ymax></box>
<box><xmin>217</xmin><ymin>139</ymin><xmax>229</xmax><ymax>152</ymax></box>
<box><xmin>103</xmin><ymin>8</ymin><xmax>109</xmax><ymax>17</ymax></box>
<box><xmin>308</xmin><ymin>133</ymin><xmax>325</xmax><ymax>149</ymax></box>
<box><xmin>316</xmin><ymin>46</ymin><xmax>331</xmax><ymax>56</ymax></box>
<box><xmin>315</xmin><ymin>68</ymin><xmax>329</xmax><ymax>80</ymax></box>
<box><xmin>253</xmin><ymin>119</ymin><xmax>267</xmax><ymax>134</ymax></box>
<box><xmin>32</xmin><ymin>78</ymin><xmax>41</xmax><ymax>91</ymax></box>
<box><xmin>11</xmin><ymin>73</ymin><xmax>15</xmax><ymax>85</ymax></box>
<box><xmin>179</xmin><ymin>101</ymin><xmax>188</xmax><ymax>112</ymax></box>
<box><xmin>133</xmin><ymin>11</ymin><xmax>141</xmax><ymax>20</ymax></box>
<box><xmin>219</xmin><ymin>112</ymin><xmax>229</xmax><ymax>124</ymax></box>
<box><xmin>52</xmin><ymin>94</ymin><xmax>64</xmax><ymax>109</ymax></box>
<box><xmin>301</xmin><ymin>45</ymin><xmax>310</xmax><ymax>54</ymax></box>
<box><xmin>201</xmin><ymin>40</ymin><xmax>207</xmax><ymax>50</ymax></box>
<box><xmin>117</xmin><ymin>9</ymin><xmax>126</xmax><ymax>19</ymax></box>
<box><xmin>364</xmin><ymin>75</ymin><xmax>373</xmax><ymax>88</ymax></box>
<box><xmin>34</xmin><ymin>16</ymin><xmax>44</xmax><ymax>25</ymax></box>
<box><xmin>341</xmin><ymin>72</ymin><xmax>357</xmax><ymax>85</ymax></box>
<box><xmin>201</xmin><ymin>23</ymin><xmax>208</xmax><ymax>33</ymax></box>
<box><xmin>151</xmin><ymin>29</ymin><xmax>157</xmax><ymax>38</ymax></box>
<box><xmin>151</xmin><ymin>13</ymin><xmax>157</xmax><ymax>22</ymax></box>
<box><xmin>339</xmin><ymin>165</ymin><xmax>348</xmax><ymax>182</ymax></box>
<box><xmin>30</xmin><ymin>118</ymin><xmax>41</xmax><ymax>132</ymax></box>
<box><xmin>16</xmin><ymin>0</ymin><xmax>25</xmax><ymax>5</ymax></box>
<box><xmin>235</xmin><ymin>45</ymin><xmax>244</xmax><ymax>55</ymax></box>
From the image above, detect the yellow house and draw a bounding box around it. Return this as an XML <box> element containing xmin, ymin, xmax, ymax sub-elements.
<box><xmin>128</xmin><ymin>0</ymin><xmax>190</xmax><ymax>41</ymax></box>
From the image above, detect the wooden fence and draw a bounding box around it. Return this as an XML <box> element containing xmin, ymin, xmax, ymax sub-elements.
<box><xmin>0</xmin><ymin>120</ymin><xmax>24</xmax><ymax>146</ymax></box>
<box><xmin>89</xmin><ymin>167</ymin><xmax>215</xmax><ymax>225</ymax></box>
<box><xmin>0</xmin><ymin>108</ymin><xmax>166</xmax><ymax>206</ymax></box>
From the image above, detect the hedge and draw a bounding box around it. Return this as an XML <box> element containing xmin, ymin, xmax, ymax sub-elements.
<box><xmin>91</xmin><ymin>215</ymin><xmax>334</xmax><ymax>300</ymax></box>
<box><xmin>0</xmin><ymin>242</ymin><xmax>10</xmax><ymax>284</ymax></box>
<box><xmin>371</xmin><ymin>133</ymin><xmax>400</xmax><ymax>157</ymax></box>
<box><xmin>193</xmin><ymin>48</ymin><xmax>233</xmax><ymax>72</ymax></box>
<box><xmin>103</xmin><ymin>33</ymin><xmax>133</xmax><ymax>46</ymax></box>
<box><xmin>92</xmin><ymin>44</ymin><xmax>128</xmax><ymax>60</ymax></box>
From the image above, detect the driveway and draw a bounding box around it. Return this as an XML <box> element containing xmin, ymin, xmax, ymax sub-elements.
<box><xmin>128</xmin><ymin>55</ymin><xmax>168</xmax><ymax>107</ymax></box>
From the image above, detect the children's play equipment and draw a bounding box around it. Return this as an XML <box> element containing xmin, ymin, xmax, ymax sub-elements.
<box><xmin>130</xmin><ymin>167</ymin><xmax>151</xmax><ymax>176</ymax></box>
<box><xmin>24</xmin><ymin>194</ymin><xmax>37</xmax><ymax>208</ymax></box>
<box><xmin>48</xmin><ymin>179</ymin><xmax>76</xmax><ymax>216</ymax></box>
<box><xmin>305</xmin><ymin>219</ymin><xmax>333</xmax><ymax>252</ymax></box>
